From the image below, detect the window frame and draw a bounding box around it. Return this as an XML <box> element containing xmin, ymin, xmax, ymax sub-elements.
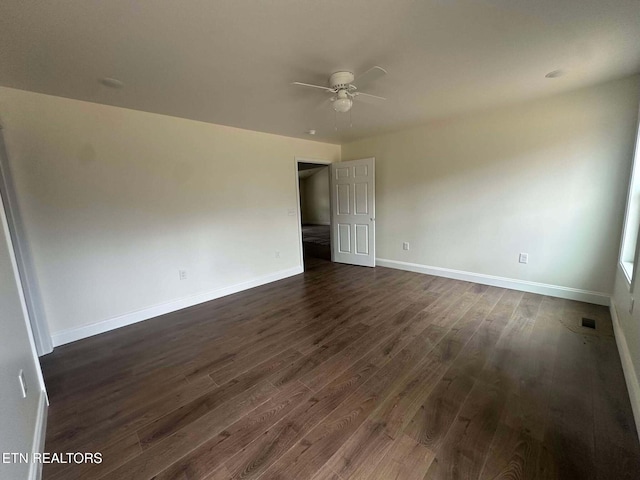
<box><xmin>619</xmin><ymin>108</ymin><xmax>640</xmax><ymax>289</ymax></box>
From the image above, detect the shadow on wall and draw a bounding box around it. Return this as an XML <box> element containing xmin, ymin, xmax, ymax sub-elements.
<box><xmin>299</xmin><ymin>166</ymin><xmax>330</xmax><ymax>226</ymax></box>
<box><xmin>0</xmin><ymin>86</ymin><xmax>341</xmax><ymax>336</ymax></box>
<box><xmin>341</xmin><ymin>76</ymin><xmax>640</xmax><ymax>293</ymax></box>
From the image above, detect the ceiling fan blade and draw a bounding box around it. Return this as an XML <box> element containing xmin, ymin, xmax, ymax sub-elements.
<box><xmin>315</xmin><ymin>96</ymin><xmax>333</xmax><ymax>110</ymax></box>
<box><xmin>353</xmin><ymin>91</ymin><xmax>387</xmax><ymax>101</ymax></box>
<box><xmin>291</xmin><ymin>82</ymin><xmax>334</xmax><ymax>93</ymax></box>
<box><xmin>352</xmin><ymin>66</ymin><xmax>387</xmax><ymax>89</ymax></box>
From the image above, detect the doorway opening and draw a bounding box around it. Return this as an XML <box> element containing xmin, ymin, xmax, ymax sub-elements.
<box><xmin>296</xmin><ymin>160</ymin><xmax>331</xmax><ymax>267</ymax></box>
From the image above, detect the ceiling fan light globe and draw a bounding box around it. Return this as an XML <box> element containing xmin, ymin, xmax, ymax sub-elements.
<box><xmin>333</xmin><ymin>97</ymin><xmax>352</xmax><ymax>113</ymax></box>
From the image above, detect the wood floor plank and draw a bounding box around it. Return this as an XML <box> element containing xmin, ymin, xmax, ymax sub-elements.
<box><xmin>422</xmin><ymin>379</ymin><xmax>508</xmax><ymax>480</ymax></box>
<box><xmin>44</xmin><ymin>275</ymin><xmax>340</xmax><ymax>389</ymax></box>
<box><xmin>152</xmin><ymin>382</ymin><xmax>311</xmax><ymax>480</ymax></box>
<box><xmin>376</xmin><ymin>286</ymin><xmax>507</xmax><ymax>438</ymax></box>
<box><xmin>270</xmin><ymin>323</ymin><xmax>370</xmax><ymax>388</ymax></box>
<box><xmin>476</xmin><ymin>296</ymin><xmax>564</xmax><ymax>480</ymax></box>
<box><xmin>297</xmin><ymin>299</ymin><xmax>433</xmax><ymax>392</ymax></box>
<box><xmin>437</xmin><ymin>294</ymin><xmax>546</xmax><ymax>478</ymax></box>
<box><xmin>206</xmin><ymin>323</ymin><xmax>329</xmax><ymax>386</ymax></box>
<box><xmin>223</xmin><ymin>298</ymin><xmax>454</xmax><ymax>480</ymax></box>
<box><xmin>43</xmin><ymin>267</ymin><xmax>353</xmax><ymax>389</ymax></box>
<box><xmin>257</xmin><ymin>306</ymin><xmax>462</xmax><ymax>480</ymax></box>
<box><xmin>325</xmin><ymin>417</ymin><xmax>396</xmax><ymax>480</ymax></box>
<box><xmin>47</xmin><ymin>373</ymin><xmax>216</xmax><ymax>456</ymax></box>
<box><xmin>185</xmin><ymin>299</ymin><xmax>356</xmax><ymax>383</ymax></box>
<box><xmin>475</xmin><ymin>292</ymin><xmax>543</xmax><ymax>391</ymax></box>
<box><xmin>100</xmin><ymin>381</ymin><xmax>277</xmax><ymax>480</ymax></box>
<box><xmin>368</xmin><ymin>433</ymin><xmax>436</xmax><ymax>480</ymax></box>
<box><xmin>478</xmin><ymin>423</ymin><xmax>540</xmax><ymax>480</ymax></box>
<box><xmin>500</xmin><ymin>296</ymin><xmax>563</xmax><ymax>441</ymax></box>
<box><xmin>430</xmin><ymin>284</ymin><xmax>487</xmax><ymax>327</ymax></box>
<box><xmin>309</xmin><ymin>465</ymin><xmax>342</xmax><ymax>480</ymax></box>
<box><xmin>583</xmin><ymin>306</ymin><xmax>640</xmax><ymax>480</ymax></box>
<box><xmin>138</xmin><ymin>349</ymin><xmax>301</xmax><ymax>450</ymax></box>
<box><xmin>47</xmin><ymin>367</ymin><xmax>192</xmax><ymax>440</ymax></box>
<box><xmin>45</xmin><ymin>433</ymin><xmax>142</xmax><ymax>480</ymax></box>
<box><xmin>205</xmin><ymin>286</ymin><xmax>390</xmax><ymax>386</ymax></box>
<box><xmin>176</xmin><ymin>268</ymin><xmax>374</xmax><ymax>383</ymax></box>
<box><xmin>227</xmin><ymin>341</ymin><xmax>387</xmax><ymax>479</ymax></box>
<box><xmin>39</xmin><ymin>260</ymin><xmax>640</xmax><ymax>480</ymax></box>
<box><xmin>205</xmin><ymin>466</ymin><xmax>233</xmax><ymax>480</ymax></box>
<box><xmin>224</xmin><ymin>360</ymin><xmax>377</xmax><ymax>480</ymax></box>
<box><xmin>404</xmin><ymin>289</ymin><xmax>523</xmax><ymax>451</ymax></box>
<box><xmin>325</xmin><ymin>286</ymin><xmax>505</xmax><ymax>479</ymax></box>
<box><xmin>538</xmin><ymin>322</ymin><xmax>596</xmax><ymax>479</ymax></box>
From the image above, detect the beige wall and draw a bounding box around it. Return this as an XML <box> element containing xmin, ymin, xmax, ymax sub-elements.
<box><xmin>2</xmin><ymin>75</ymin><xmax>639</xmax><ymax>354</ymax></box>
<box><xmin>611</xmin><ymin>105</ymin><xmax>640</xmax><ymax>434</ymax></box>
<box><xmin>0</xmin><ymin>193</ymin><xmax>45</xmax><ymax>480</ymax></box>
<box><xmin>612</xmin><ymin>267</ymin><xmax>640</xmax><ymax>434</ymax></box>
<box><xmin>343</xmin><ymin>75</ymin><xmax>640</xmax><ymax>295</ymax></box>
<box><xmin>301</xmin><ymin>167</ymin><xmax>330</xmax><ymax>225</ymax></box>
<box><xmin>0</xmin><ymin>87</ymin><xmax>339</xmax><ymax>341</ymax></box>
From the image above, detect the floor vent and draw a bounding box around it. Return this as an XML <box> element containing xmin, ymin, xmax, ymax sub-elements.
<box><xmin>581</xmin><ymin>317</ymin><xmax>597</xmax><ymax>329</ymax></box>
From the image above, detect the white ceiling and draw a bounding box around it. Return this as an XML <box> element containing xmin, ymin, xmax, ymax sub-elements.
<box><xmin>298</xmin><ymin>163</ymin><xmax>326</xmax><ymax>179</ymax></box>
<box><xmin>298</xmin><ymin>167</ymin><xmax>324</xmax><ymax>179</ymax></box>
<box><xmin>0</xmin><ymin>1</ymin><xmax>639</xmax><ymax>144</ymax></box>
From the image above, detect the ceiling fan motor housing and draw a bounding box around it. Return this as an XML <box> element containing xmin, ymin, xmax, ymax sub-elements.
<box><xmin>292</xmin><ymin>67</ymin><xmax>385</xmax><ymax>114</ymax></box>
<box><xmin>329</xmin><ymin>71</ymin><xmax>355</xmax><ymax>90</ymax></box>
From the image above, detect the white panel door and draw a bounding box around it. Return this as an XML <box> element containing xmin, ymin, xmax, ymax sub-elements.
<box><xmin>330</xmin><ymin>158</ymin><xmax>375</xmax><ymax>267</ymax></box>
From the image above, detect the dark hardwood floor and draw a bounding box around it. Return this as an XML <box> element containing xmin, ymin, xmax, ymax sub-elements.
<box><xmin>302</xmin><ymin>224</ymin><xmax>331</xmax><ymax>261</ymax></box>
<box><xmin>40</xmin><ymin>258</ymin><xmax>640</xmax><ymax>480</ymax></box>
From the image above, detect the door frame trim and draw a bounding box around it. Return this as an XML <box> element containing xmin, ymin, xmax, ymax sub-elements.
<box><xmin>294</xmin><ymin>157</ymin><xmax>332</xmax><ymax>271</ymax></box>
<box><xmin>0</xmin><ymin>128</ymin><xmax>53</xmax><ymax>355</ymax></box>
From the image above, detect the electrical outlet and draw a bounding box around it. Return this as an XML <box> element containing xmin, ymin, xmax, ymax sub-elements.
<box><xmin>519</xmin><ymin>253</ymin><xmax>529</xmax><ymax>264</ymax></box>
<box><xmin>18</xmin><ymin>370</ymin><xmax>27</xmax><ymax>399</ymax></box>
<box><xmin>403</xmin><ymin>242</ymin><xmax>410</xmax><ymax>251</ymax></box>
<box><xmin>275</xmin><ymin>251</ymin><xmax>281</xmax><ymax>258</ymax></box>
<box><xmin>287</xmin><ymin>209</ymin><xmax>296</xmax><ymax>217</ymax></box>
<box><xmin>178</xmin><ymin>270</ymin><xmax>187</xmax><ymax>280</ymax></box>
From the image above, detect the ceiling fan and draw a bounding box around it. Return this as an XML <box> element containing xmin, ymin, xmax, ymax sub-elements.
<box><xmin>292</xmin><ymin>66</ymin><xmax>387</xmax><ymax>113</ymax></box>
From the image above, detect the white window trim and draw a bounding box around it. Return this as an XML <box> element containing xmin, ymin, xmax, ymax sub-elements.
<box><xmin>619</xmin><ymin>106</ymin><xmax>640</xmax><ymax>290</ymax></box>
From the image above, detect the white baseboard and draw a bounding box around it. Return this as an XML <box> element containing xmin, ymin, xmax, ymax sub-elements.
<box><xmin>609</xmin><ymin>302</ymin><xmax>640</xmax><ymax>439</ymax></box>
<box><xmin>375</xmin><ymin>258</ymin><xmax>610</xmax><ymax>306</ymax></box>
<box><xmin>28</xmin><ymin>390</ymin><xmax>48</xmax><ymax>480</ymax></box>
<box><xmin>51</xmin><ymin>266</ymin><xmax>303</xmax><ymax>347</ymax></box>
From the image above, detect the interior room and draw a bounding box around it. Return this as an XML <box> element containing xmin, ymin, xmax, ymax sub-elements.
<box><xmin>1</xmin><ymin>1</ymin><xmax>639</xmax><ymax>479</ymax></box>
<box><xmin>298</xmin><ymin>161</ymin><xmax>331</xmax><ymax>263</ymax></box>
